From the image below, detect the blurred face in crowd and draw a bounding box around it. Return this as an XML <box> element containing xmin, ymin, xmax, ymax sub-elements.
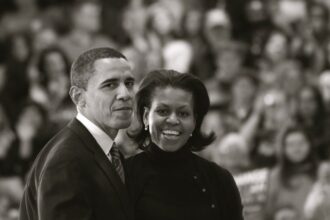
<box><xmin>151</xmin><ymin>6</ymin><xmax>174</xmax><ymax>36</ymax></box>
<box><xmin>16</xmin><ymin>105</ymin><xmax>44</xmax><ymax>140</ymax></box>
<box><xmin>44</xmin><ymin>52</ymin><xmax>67</xmax><ymax>77</ymax></box>
<box><xmin>298</xmin><ymin>87</ymin><xmax>318</xmax><ymax>119</ymax></box>
<box><xmin>12</xmin><ymin>35</ymin><xmax>29</xmax><ymax>62</ymax></box>
<box><xmin>319</xmin><ymin>72</ymin><xmax>330</xmax><ymax>102</ymax></box>
<box><xmin>184</xmin><ymin>9</ymin><xmax>203</xmax><ymax>36</ymax></box>
<box><xmin>265</xmin><ymin>32</ymin><xmax>288</xmax><ymax>63</ymax></box>
<box><xmin>73</xmin><ymin>2</ymin><xmax>101</xmax><ymax>33</ymax></box>
<box><xmin>284</xmin><ymin>131</ymin><xmax>310</xmax><ymax>163</ymax></box>
<box><xmin>144</xmin><ymin>87</ymin><xmax>196</xmax><ymax>152</ymax></box>
<box><xmin>310</xmin><ymin>4</ymin><xmax>328</xmax><ymax>34</ymax></box>
<box><xmin>280</xmin><ymin>62</ymin><xmax>303</xmax><ymax>96</ymax></box>
<box><xmin>245</xmin><ymin>0</ymin><xmax>267</xmax><ymax>23</ymax></box>
<box><xmin>216</xmin><ymin>50</ymin><xmax>243</xmax><ymax>82</ymax></box>
<box><xmin>232</xmin><ymin>76</ymin><xmax>257</xmax><ymax>105</ymax></box>
<box><xmin>33</xmin><ymin>28</ymin><xmax>58</xmax><ymax>52</ymax></box>
<box><xmin>318</xmin><ymin>161</ymin><xmax>330</xmax><ymax>184</ymax></box>
<box><xmin>77</xmin><ymin>58</ymin><xmax>135</xmax><ymax>137</ymax></box>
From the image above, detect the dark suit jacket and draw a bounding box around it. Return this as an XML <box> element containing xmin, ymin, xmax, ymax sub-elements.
<box><xmin>19</xmin><ymin>118</ymin><xmax>133</xmax><ymax>220</ymax></box>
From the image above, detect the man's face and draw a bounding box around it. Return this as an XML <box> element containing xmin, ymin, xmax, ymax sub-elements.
<box><xmin>81</xmin><ymin>58</ymin><xmax>135</xmax><ymax>134</ymax></box>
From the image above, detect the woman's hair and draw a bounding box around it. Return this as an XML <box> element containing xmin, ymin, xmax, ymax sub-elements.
<box><xmin>133</xmin><ymin>69</ymin><xmax>215</xmax><ymax>151</ymax></box>
<box><xmin>277</xmin><ymin>125</ymin><xmax>317</xmax><ymax>188</ymax></box>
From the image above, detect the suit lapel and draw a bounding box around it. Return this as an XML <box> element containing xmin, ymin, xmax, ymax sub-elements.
<box><xmin>67</xmin><ymin>119</ymin><xmax>132</xmax><ymax>218</ymax></box>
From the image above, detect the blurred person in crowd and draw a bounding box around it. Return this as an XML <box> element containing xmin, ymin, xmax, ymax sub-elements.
<box><xmin>126</xmin><ymin>69</ymin><xmax>243</xmax><ymax>220</ymax></box>
<box><xmin>276</xmin><ymin>59</ymin><xmax>305</xmax><ymax>116</ymax></box>
<box><xmin>19</xmin><ymin>47</ymin><xmax>135</xmax><ymax>220</ymax></box>
<box><xmin>0</xmin><ymin>0</ymin><xmax>40</xmax><ymax>39</ymax></box>
<box><xmin>238</xmin><ymin>88</ymin><xmax>291</xmax><ymax>168</ymax></box>
<box><xmin>264</xmin><ymin>126</ymin><xmax>317</xmax><ymax>220</ymax></box>
<box><xmin>121</xmin><ymin>47</ymin><xmax>148</xmax><ymax>83</ymax></box>
<box><xmin>214</xmin><ymin>132</ymin><xmax>251</xmax><ymax>175</ymax></box>
<box><xmin>273</xmin><ymin>205</ymin><xmax>298</xmax><ymax>220</ymax></box>
<box><xmin>144</xmin><ymin>2</ymin><xmax>192</xmax><ymax>72</ymax></box>
<box><xmin>199</xmin><ymin>107</ymin><xmax>228</xmax><ymax>161</ymax></box>
<box><xmin>58</xmin><ymin>0</ymin><xmax>116</xmax><ymax>62</ymax></box>
<box><xmin>0</xmin><ymin>106</ymin><xmax>23</xmax><ymax>214</ymax></box>
<box><xmin>230</xmin><ymin>70</ymin><xmax>259</xmax><ymax>125</ymax></box>
<box><xmin>304</xmin><ymin>160</ymin><xmax>330</xmax><ymax>220</ymax></box>
<box><xmin>294</xmin><ymin>84</ymin><xmax>330</xmax><ymax>160</ymax></box>
<box><xmin>35</xmin><ymin>47</ymin><xmax>75</xmax><ymax>128</ymax></box>
<box><xmin>205</xmin><ymin>41</ymin><xmax>247</xmax><ymax>111</ymax></box>
<box><xmin>258</xmin><ymin>28</ymin><xmax>291</xmax><ymax>88</ymax></box>
<box><xmin>6</xmin><ymin>102</ymin><xmax>52</xmax><ymax>180</ymax></box>
<box><xmin>244</xmin><ymin>0</ymin><xmax>274</xmax><ymax>61</ymax></box>
<box><xmin>0</xmin><ymin>32</ymin><xmax>32</xmax><ymax>126</ymax></box>
<box><xmin>307</xmin><ymin>1</ymin><xmax>329</xmax><ymax>46</ymax></box>
<box><xmin>214</xmin><ymin>41</ymin><xmax>247</xmax><ymax>85</ymax></box>
<box><xmin>318</xmin><ymin>70</ymin><xmax>330</xmax><ymax>111</ymax></box>
<box><xmin>203</xmin><ymin>8</ymin><xmax>231</xmax><ymax>52</ymax></box>
<box><xmin>181</xmin><ymin>6</ymin><xmax>214</xmax><ymax>80</ymax></box>
<box><xmin>0</xmin><ymin>107</ymin><xmax>16</xmax><ymax>176</ymax></box>
<box><xmin>267</xmin><ymin>0</ymin><xmax>307</xmax><ymax>35</ymax></box>
<box><xmin>162</xmin><ymin>40</ymin><xmax>193</xmax><ymax>72</ymax></box>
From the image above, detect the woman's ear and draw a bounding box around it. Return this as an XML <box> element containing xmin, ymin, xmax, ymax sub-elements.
<box><xmin>69</xmin><ymin>86</ymin><xmax>85</xmax><ymax>109</ymax></box>
<box><xmin>143</xmin><ymin>107</ymin><xmax>150</xmax><ymax>128</ymax></box>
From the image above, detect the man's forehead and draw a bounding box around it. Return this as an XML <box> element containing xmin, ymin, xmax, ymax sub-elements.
<box><xmin>94</xmin><ymin>57</ymin><xmax>132</xmax><ymax>70</ymax></box>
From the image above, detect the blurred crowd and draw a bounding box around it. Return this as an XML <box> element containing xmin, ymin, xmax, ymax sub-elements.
<box><xmin>0</xmin><ymin>0</ymin><xmax>330</xmax><ymax>219</ymax></box>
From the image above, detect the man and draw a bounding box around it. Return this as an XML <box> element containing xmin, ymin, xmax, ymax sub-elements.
<box><xmin>19</xmin><ymin>47</ymin><xmax>135</xmax><ymax>220</ymax></box>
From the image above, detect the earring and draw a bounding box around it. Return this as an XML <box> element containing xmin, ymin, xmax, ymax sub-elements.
<box><xmin>190</xmin><ymin>134</ymin><xmax>192</xmax><ymax>137</ymax></box>
<box><xmin>145</xmin><ymin>125</ymin><xmax>148</xmax><ymax>131</ymax></box>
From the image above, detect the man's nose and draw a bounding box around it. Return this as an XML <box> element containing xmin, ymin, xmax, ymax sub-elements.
<box><xmin>117</xmin><ymin>84</ymin><xmax>132</xmax><ymax>101</ymax></box>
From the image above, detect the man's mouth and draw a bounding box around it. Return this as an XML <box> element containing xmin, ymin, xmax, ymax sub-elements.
<box><xmin>113</xmin><ymin>107</ymin><xmax>132</xmax><ymax>111</ymax></box>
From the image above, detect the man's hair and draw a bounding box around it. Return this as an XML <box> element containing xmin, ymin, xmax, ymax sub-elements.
<box><xmin>70</xmin><ymin>47</ymin><xmax>127</xmax><ymax>89</ymax></box>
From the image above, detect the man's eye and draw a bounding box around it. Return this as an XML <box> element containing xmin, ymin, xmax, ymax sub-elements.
<box><xmin>105</xmin><ymin>83</ymin><xmax>117</xmax><ymax>88</ymax></box>
<box><xmin>125</xmin><ymin>81</ymin><xmax>135</xmax><ymax>88</ymax></box>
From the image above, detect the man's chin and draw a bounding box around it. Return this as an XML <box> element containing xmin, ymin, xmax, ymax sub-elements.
<box><xmin>112</xmin><ymin>120</ymin><xmax>132</xmax><ymax>130</ymax></box>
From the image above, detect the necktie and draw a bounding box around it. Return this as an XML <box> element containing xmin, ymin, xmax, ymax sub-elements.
<box><xmin>108</xmin><ymin>142</ymin><xmax>125</xmax><ymax>183</ymax></box>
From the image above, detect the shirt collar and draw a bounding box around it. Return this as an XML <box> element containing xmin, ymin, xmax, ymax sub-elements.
<box><xmin>76</xmin><ymin>112</ymin><xmax>114</xmax><ymax>155</ymax></box>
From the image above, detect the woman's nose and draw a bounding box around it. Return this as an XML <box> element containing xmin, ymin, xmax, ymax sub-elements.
<box><xmin>166</xmin><ymin>113</ymin><xmax>179</xmax><ymax>124</ymax></box>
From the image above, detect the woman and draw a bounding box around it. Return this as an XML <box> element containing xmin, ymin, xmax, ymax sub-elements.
<box><xmin>264</xmin><ymin>126</ymin><xmax>317</xmax><ymax>220</ymax></box>
<box><xmin>126</xmin><ymin>70</ymin><xmax>243</xmax><ymax>220</ymax></box>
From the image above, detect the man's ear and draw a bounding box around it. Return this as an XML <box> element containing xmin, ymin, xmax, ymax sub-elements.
<box><xmin>143</xmin><ymin>107</ymin><xmax>149</xmax><ymax>128</ymax></box>
<box><xmin>69</xmin><ymin>86</ymin><xmax>85</xmax><ymax>109</ymax></box>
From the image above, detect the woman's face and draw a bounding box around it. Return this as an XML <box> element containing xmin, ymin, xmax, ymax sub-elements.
<box><xmin>144</xmin><ymin>86</ymin><xmax>196</xmax><ymax>152</ymax></box>
<box><xmin>284</xmin><ymin>131</ymin><xmax>310</xmax><ymax>163</ymax></box>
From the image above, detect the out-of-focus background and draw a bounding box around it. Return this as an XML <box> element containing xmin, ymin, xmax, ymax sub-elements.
<box><xmin>0</xmin><ymin>0</ymin><xmax>330</xmax><ymax>219</ymax></box>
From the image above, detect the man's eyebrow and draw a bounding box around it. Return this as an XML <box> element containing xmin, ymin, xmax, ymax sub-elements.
<box><xmin>125</xmin><ymin>76</ymin><xmax>135</xmax><ymax>82</ymax></box>
<box><xmin>100</xmin><ymin>78</ymin><xmax>118</xmax><ymax>86</ymax></box>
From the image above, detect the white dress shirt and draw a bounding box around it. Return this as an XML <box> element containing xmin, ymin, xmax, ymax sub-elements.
<box><xmin>76</xmin><ymin>112</ymin><xmax>114</xmax><ymax>161</ymax></box>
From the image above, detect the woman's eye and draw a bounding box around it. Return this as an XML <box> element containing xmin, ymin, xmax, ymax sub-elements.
<box><xmin>178</xmin><ymin>112</ymin><xmax>189</xmax><ymax>117</ymax></box>
<box><xmin>156</xmin><ymin>109</ymin><xmax>169</xmax><ymax>116</ymax></box>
